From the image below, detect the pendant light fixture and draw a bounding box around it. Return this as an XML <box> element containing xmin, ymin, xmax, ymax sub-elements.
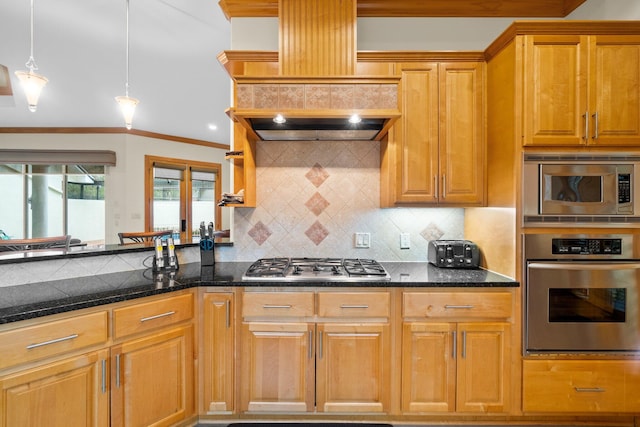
<box><xmin>14</xmin><ymin>0</ymin><xmax>48</xmax><ymax>112</ymax></box>
<box><xmin>115</xmin><ymin>0</ymin><xmax>139</xmax><ymax>130</ymax></box>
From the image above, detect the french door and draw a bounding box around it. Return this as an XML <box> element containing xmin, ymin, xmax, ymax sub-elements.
<box><xmin>145</xmin><ymin>155</ymin><xmax>222</xmax><ymax>243</ymax></box>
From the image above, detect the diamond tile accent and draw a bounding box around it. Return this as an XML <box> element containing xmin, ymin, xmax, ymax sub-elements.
<box><xmin>305</xmin><ymin>192</ymin><xmax>330</xmax><ymax>216</ymax></box>
<box><xmin>305</xmin><ymin>221</ymin><xmax>329</xmax><ymax>246</ymax></box>
<box><xmin>305</xmin><ymin>163</ymin><xmax>329</xmax><ymax>188</ymax></box>
<box><xmin>248</xmin><ymin>221</ymin><xmax>272</xmax><ymax>246</ymax></box>
<box><xmin>420</xmin><ymin>223</ymin><xmax>444</xmax><ymax>241</ymax></box>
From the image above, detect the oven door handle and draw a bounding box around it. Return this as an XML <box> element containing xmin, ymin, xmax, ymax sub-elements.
<box><xmin>528</xmin><ymin>262</ymin><xmax>640</xmax><ymax>271</ymax></box>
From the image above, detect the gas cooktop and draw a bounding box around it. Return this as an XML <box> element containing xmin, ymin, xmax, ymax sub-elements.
<box><xmin>242</xmin><ymin>258</ymin><xmax>391</xmax><ymax>282</ymax></box>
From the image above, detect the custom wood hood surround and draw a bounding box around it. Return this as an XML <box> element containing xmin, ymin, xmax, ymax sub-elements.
<box><xmin>221</xmin><ymin>0</ymin><xmax>401</xmax><ymax>142</ymax></box>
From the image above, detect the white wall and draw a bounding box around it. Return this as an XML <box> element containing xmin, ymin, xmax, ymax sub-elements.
<box><xmin>0</xmin><ymin>133</ymin><xmax>230</xmax><ymax>244</ymax></box>
<box><xmin>230</xmin><ymin>0</ymin><xmax>640</xmax><ymax>51</ymax></box>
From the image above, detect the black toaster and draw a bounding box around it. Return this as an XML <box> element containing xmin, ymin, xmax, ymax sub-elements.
<box><xmin>428</xmin><ymin>240</ymin><xmax>481</xmax><ymax>268</ymax></box>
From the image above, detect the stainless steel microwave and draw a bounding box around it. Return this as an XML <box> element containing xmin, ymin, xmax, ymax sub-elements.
<box><xmin>523</xmin><ymin>154</ymin><xmax>640</xmax><ymax>225</ymax></box>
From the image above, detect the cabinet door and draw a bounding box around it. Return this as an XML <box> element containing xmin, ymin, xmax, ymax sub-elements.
<box><xmin>240</xmin><ymin>322</ymin><xmax>314</xmax><ymax>413</ymax></box>
<box><xmin>395</xmin><ymin>63</ymin><xmax>440</xmax><ymax>203</ymax></box>
<box><xmin>589</xmin><ymin>35</ymin><xmax>640</xmax><ymax>145</ymax></box>
<box><xmin>202</xmin><ymin>293</ymin><xmax>234</xmax><ymax>413</ymax></box>
<box><xmin>111</xmin><ymin>325</ymin><xmax>194</xmax><ymax>427</ymax></box>
<box><xmin>316</xmin><ymin>323</ymin><xmax>390</xmax><ymax>413</ymax></box>
<box><xmin>401</xmin><ymin>322</ymin><xmax>456</xmax><ymax>413</ymax></box>
<box><xmin>0</xmin><ymin>349</ymin><xmax>109</xmax><ymax>427</ymax></box>
<box><xmin>523</xmin><ymin>35</ymin><xmax>588</xmax><ymax>146</ymax></box>
<box><xmin>456</xmin><ymin>322</ymin><xmax>510</xmax><ymax>413</ymax></box>
<box><xmin>439</xmin><ymin>62</ymin><xmax>485</xmax><ymax>205</ymax></box>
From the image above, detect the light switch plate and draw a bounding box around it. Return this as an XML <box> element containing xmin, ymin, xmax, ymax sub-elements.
<box><xmin>354</xmin><ymin>232</ymin><xmax>371</xmax><ymax>248</ymax></box>
<box><xmin>400</xmin><ymin>233</ymin><xmax>410</xmax><ymax>249</ymax></box>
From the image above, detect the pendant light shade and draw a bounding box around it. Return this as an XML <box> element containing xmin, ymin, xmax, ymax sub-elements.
<box><xmin>115</xmin><ymin>0</ymin><xmax>138</xmax><ymax>129</ymax></box>
<box><xmin>15</xmin><ymin>0</ymin><xmax>47</xmax><ymax>112</ymax></box>
<box><xmin>15</xmin><ymin>70</ymin><xmax>48</xmax><ymax>112</ymax></box>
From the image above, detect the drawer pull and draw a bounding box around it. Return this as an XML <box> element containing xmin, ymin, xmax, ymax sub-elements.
<box><xmin>140</xmin><ymin>310</ymin><xmax>175</xmax><ymax>322</ymax></box>
<box><xmin>575</xmin><ymin>387</ymin><xmax>606</xmax><ymax>393</ymax></box>
<box><xmin>444</xmin><ymin>304</ymin><xmax>474</xmax><ymax>309</ymax></box>
<box><xmin>26</xmin><ymin>333</ymin><xmax>79</xmax><ymax>349</ymax></box>
<box><xmin>340</xmin><ymin>304</ymin><xmax>369</xmax><ymax>309</ymax></box>
<box><xmin>263</xmin><ymin>304</ymin><xmax>292</xmax><ymax>309</ymax></box>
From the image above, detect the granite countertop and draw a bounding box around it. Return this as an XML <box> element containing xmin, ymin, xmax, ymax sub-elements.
<box><xmin>0</xmin><ymin>262</ymin><xmax>518</xmax><ymax>325</ymax></box>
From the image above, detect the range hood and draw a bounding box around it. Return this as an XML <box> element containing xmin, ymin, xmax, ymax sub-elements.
<box><xmin>222</xmin><ymin>0</ymin><xmax>401</xmax><ymax>142</ymax></box>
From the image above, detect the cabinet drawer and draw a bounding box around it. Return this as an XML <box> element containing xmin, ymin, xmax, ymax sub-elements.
<box><xmin>317</xmin><ymin>292</ymin><xmax>390</xmax><ymax>318</ymax></box>
<box><xmin>242</xmin><ymin>292</ymin><xmax>314</xmax><ymax>318</ymax></box>
<box><xmin>403</xmin><ymin>291</ymin><xmax>512</xmax><ymax>319</ymax></box>
<box><xmin>113</xmin><ymin>293</ymin><xmax>194</xmax><ymax>339</ymax></box>
<box><xmin>0</xmin><ymin>311</ymin><xmax>108</xmax><ymax>370</ymax></box>
<box><xmin>523</xmin><ymin>360</ymin><xmax>640</xmax><ymax>413</ymax></box>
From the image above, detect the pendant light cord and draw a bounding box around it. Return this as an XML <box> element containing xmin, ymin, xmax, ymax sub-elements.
<box><xmin>125</xmin><ymin>0</ymin><xmax>130</xmax><ymax>97</ymax></box>
<box><xmin>25</xmin><ymin>0</ymin><xmax>38</xmax><ymax>71</ymax></box>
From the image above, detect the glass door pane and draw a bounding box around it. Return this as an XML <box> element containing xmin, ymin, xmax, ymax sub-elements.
<box><xmin>191</xmin><ymin>171</ymin><xmax>215</xmax><ymax>243</ymax></box>
<box><xmin>153</xmin><ymin>176</ymin><xmax>182</xmax><ymax>241</ymax></box>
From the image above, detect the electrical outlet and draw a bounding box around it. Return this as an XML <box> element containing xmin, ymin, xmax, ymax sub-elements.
<box><xmin>354</xmin><ymin>232</ymin><xmax>371</xmax><ymax>248</ymax></box>
<box><xmin>400</xmin><ymin>233</ymin><xmax>410</xmax><ymax>249</ymax></box>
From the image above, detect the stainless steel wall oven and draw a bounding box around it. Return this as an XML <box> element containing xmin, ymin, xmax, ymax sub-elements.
<box><xmin>524</xmin><ymin>233</ymin><xmax>640</xmax><ymax>354</ymax></box>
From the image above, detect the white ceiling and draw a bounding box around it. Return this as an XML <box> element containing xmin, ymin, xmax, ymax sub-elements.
<box><xmin>0</xmin><ymin>0</ymin><xmax>232</xmax><ymax>145</ymax></box>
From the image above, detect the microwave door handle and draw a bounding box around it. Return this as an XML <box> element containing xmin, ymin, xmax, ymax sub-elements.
<box><xmin>528</xmin><ymin>262</ymin><xmax>640</xmax><ymax>271</ymax></box>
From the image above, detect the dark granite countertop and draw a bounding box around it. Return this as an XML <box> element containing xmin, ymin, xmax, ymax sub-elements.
<box><xmin>0</xmin><ymin>262</ymin><xmax>518</xmax><ymax>325</ymax></box>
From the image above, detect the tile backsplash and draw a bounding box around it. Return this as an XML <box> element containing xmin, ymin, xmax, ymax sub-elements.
<box><xmin>0</xmin><ymin>140</ymin><xmax>465</xmax><ymax>286</ymax></box>
<box><xmin>221</xmin><ymin>139</ymin><xmax>463</xmax><ymax>261</ymax></box>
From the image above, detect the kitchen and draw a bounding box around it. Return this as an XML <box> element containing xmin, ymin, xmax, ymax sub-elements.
<box><xmin>1</xmin><ymin>0</ymin><xmax>640</xmax><ymax>426</ymax></box>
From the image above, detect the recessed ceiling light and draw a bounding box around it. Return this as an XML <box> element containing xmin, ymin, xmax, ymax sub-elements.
<box><xmin>208</xmin><ymin>123</ymin><xmax>218</xmax><ymax>131</ymax></box>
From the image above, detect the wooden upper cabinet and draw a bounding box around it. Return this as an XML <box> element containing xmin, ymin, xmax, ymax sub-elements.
<box><xmin>590</xmin><ymin>36</ymin><xmax>640</xmax><ymax>145</ymax></box>
<box><xmin>523</xmin><ymin>34</ymin><xmax>640</xmax><ymax>146</ymax></box>
<box><xmin>384</xmin><ymin>61</ymin><xmax>485</xmax><ymax>206</ymax></box>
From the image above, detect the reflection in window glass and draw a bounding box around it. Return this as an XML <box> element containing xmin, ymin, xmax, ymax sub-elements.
<box><xmin>0</xmin><ymin>164</ymin><xmax>106</xmax><ymax>244</ymax></box>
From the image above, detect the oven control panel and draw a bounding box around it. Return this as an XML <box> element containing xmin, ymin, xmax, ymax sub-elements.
<box><xmin>552</xmin><ymin>238</ymin><xmax>622</xmax><ymax>255</ymax></box>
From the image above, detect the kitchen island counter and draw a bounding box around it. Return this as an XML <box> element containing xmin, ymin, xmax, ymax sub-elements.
<box><xmin>0</xmin><ymin>261</ymin><xmax>517</xmax><ymax>324</ymax></box>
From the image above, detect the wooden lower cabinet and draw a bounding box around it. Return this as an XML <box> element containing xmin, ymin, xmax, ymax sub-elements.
<box><xmin>239</xmin><ymin>290</ymin><xmax>392</xmax><ymax>414</ymax></box>
<box><xmin>523</xmin><ymin>360</ymin><xmax>640</xmax><ymax>413</ymax></box>
<box><xmin>316</xmin><ymin>322</ymin><xmax>390</xmax><ymax>413</ymax></box>
<box><xmin>201</xmin><ymin>292</ymin><xmax>235</xmax><ymax>414</ymax></box>
<box><xmin>402</xmin><ymin>322</ymin><xmax>510</xmax><ymax>414</ymax></box>
<box><xmin>110</xmin><ymin>324</ymin><xmax>194</xmax><ymax>427</ymax></box>
<box><xmin>0</xmin><ymin>348</ymin><xmax>110</xmax><ymax>427</ymax></box>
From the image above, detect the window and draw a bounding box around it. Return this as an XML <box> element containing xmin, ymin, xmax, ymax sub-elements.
<box><xmin>0</xmin><ymin>163</ymin><xmax>106</xmax><ymax>243</ymax></box>
<box><xmin>145</xmin><ymin>156</ymin><xmax>222</xmax><ymax>243</ymax></box>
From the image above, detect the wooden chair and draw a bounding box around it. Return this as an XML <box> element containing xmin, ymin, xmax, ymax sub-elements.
<box><xmin>0</xmin><ymin>235</ymin><xmax>71</xmax><ymax>252</ymax></box>
<box><xmin>118</xmin><ymin>230</ymin><xmax>174</xmax><ymax>245</ymax></box>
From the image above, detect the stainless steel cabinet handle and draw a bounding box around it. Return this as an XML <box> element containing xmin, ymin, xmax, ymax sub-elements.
<box><xmin>583</xmin><ymin>111</ymin><xmax>589</xmax><ymax>140</ymax></box>
<box><xmin>592</xmin><ymin>111</ymin><xmax>599</xmax><ymax>139</ymax></box>
<box><xmin>444</xmin><ymin>305</ymin><xmax>474</xmax><ymax>309</ymax></box>
<box><xmin>319</xmin><ymin>331</ymin><xmax>324</xmax><ymax>359</ymax></box>
<box><xmin>263</xmin><ymin>304</ymin><xmax>292</xmax><ymax>309</ymax></box>
<box><xmin>461</xmin><ymin>330</ymin><xmax>467</xmax><ymax>358</ymax></box>
<box><xmin>26</xmin><ymin>333</ymin><xmax>79</xmax><ymax>349</ymax></box>
<box><xmin>434</xmin><ymin>175</ymin><xmax>438</xmax><ymax>199</ymax></box>
<box><xmin>442</xmin><ymin>175</ymin><xmax>446</xmax><ymax>199</ymax></box>
<box><xmin>225</xmin><ymin>300</ymin><xmax>231</xmax><ymax>328</ymax></box>
<box><xmin>575</xmin><ymin>387</ymin><xmax>605</xmax><ymax>393</ymax></box>
<box><xmin>115</xmin><ymin>354</ymin><xmax>121</xmax><ymax>388</ymax></box>
<box><xmin>140</xmin><ymin>310</ymin><xmax>175</xmax><ymax>322</ymax></box>
<box><xmin>340</xmin><ymin>304</ymin><xmax>369</xmax><ymax>309</ymax></box>
<box><xmin>101</xmin><ymin>359</ymin><xmax>107</xmax><ymax>394</ymax></box>
<box><xmin>308</xmin><ymin>329</ymin><xmax>314</xmax><ymax>359</ymax></box>
<box><xmin>452</xmin><ymin>330</ymin><xmax>457</xmax><ymax>358</ymax></box>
